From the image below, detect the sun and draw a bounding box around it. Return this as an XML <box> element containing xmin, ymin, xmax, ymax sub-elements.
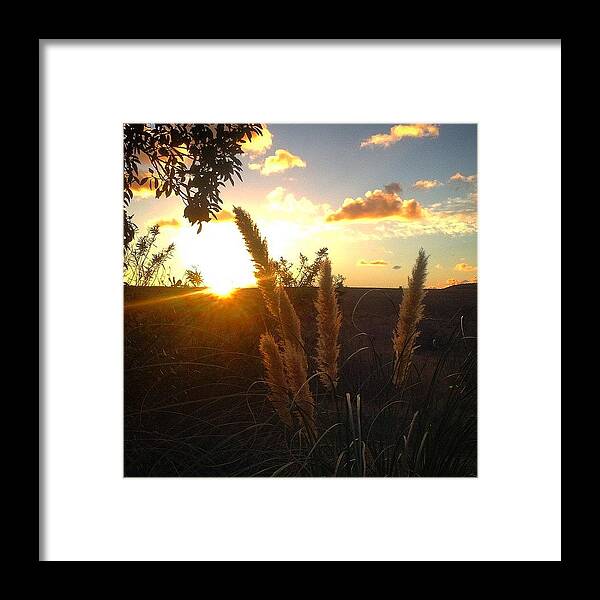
<box><xmin>205</xmin><ymin>279</ymin><xmax>238</xmax><ymax>298</ymax></box>
<box><xmin>175</xmin><ymin>221</ymin><xmax>256</xmax><ymax>293</ymax></box>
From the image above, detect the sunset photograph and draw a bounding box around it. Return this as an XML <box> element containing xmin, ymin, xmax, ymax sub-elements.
<box><xmin>124</xmin><ymin>123</ymin><xmax>478</xmax><ymax>477</ymax></box>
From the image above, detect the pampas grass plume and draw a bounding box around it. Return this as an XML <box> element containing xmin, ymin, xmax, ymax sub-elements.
<box><xmin>392</xmin><ymin>248</ymin><xmax>429</xmax><ymax>386</ymax></box>
<box><xmin>259</xmin><ymin>333</ymin><xmax>293</xmax><ymax>427</ymax></box>
<box><xmin>233</xmin><ymin>206</ymin><xmax>279</xmax><ymax>318</ymax></box>
<box><xmin>284</xmin><ymin>340</ymin><xmax>316</xmax><ymax>438</ymax></box>
<box><xmin>315</xmin><ymin>258</ymin><xmax>341</xmax><ymax>390</ymax></box>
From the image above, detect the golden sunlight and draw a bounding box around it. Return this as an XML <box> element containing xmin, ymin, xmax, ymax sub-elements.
<box><xmin>175</xmin><ymin>221</ymin><xmax>257</xmax><ymax>293</ymax></box>
<box><xmin>204</xmin><ymin>281</ymin><xmax>238</xmax><ymax>298</ymax></box>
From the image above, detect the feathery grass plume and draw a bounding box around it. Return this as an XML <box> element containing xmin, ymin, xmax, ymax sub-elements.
<box><xmin>284</xmin><ymin>340</ymin><xmax>316</xmax><ymax>439</ymax></box>
<box><xmin>278</xmin><ymin>287</ymin><xmax>317</xmax><ymax>437</ymax></box>
<box><xmin>315</xmin><ymin>258</ymin><xmax>342</xmax><ymax>390</ymax></box>
<box><xmin>234</xmin><ymin>206</ymin><xmax>314</xmax><ymax>436</ymax></box>
<box><xmin>278</xmin><ymin>287</ymin><xmax>304</xmax><ymax>350</ymax></box>
<box><xmin>257</xmin><ymin>270</ymin><xmax>279</xmax><ymax>319</ymax></box>
<box><xmin>233</xmin><ymin>206</ymin><xmax>279</xmax><ymax>318</ymax></box>
<box><xmin>259</xmin><ymin>333</ymin><xmax>293</xmax><ymax>427</ymax></box>
<box><xmin>392</xmin><ymin>248</ymin><xmax>429</xmax><ymax>386</ymax></box>
<box><xmin>278</xmin><ymin>287</ymin><xmax>314</xmax><ymax>433</ymax></box>
<box><xmin>232</xmin><ymin>206</ymin><xmax>269</xmax><ymax>270</ymax></box>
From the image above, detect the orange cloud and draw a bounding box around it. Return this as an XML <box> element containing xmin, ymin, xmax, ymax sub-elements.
<box><xmin>215</xmin><ymin>209</ymin><xmax>235</xmax><ymax>222</ymax></box>
<box><xmin>241</xmin><ymin>125</ymin><xmax>273</xmax><ymax>156</ymax></box>
<box><xmin>414</xmin><ymin>179</ymin><xmax>443</xmax><ymax>189</ymax></box>
<box><xmin>249</xmin><ymin>149</ymin><xmax>307</xmax><ymax>176</ymax></box>
<box><xmin>454</xmin><ymin>262</ymin><xmax>477</xmax><ymax>272</ymax></box>
<box><xmin>450</xmin><ymin>172</ymin><xmax>477</xmax><ymax>183</ymax></box>
<box><xmin>326</xmin><ymin>188</ymin><xmax>424</xmax><ymax>222</ymax></box>
<box><xmin>358</xmin><ymin>259</ymin><xmax>389</xmax><ymax>266</ymax></box>
<box><xmin>154</xmin><ymin>218</ymin><xmax>180</xmax><ymax>228</ymax></box>
<box><xmin>361</xmin><ymin>124</ymin><xmax>439</xmax><ymax>148</ymax></box>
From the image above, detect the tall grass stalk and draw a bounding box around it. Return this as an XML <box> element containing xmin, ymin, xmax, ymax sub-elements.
<box><xmin>235</xmin><ymin>207</ymin><xmax>314</xmax><ymax>437</ymax></box>
<box><xmin>285</xmin><ymin>341</ymin><xmax>316</xmax><ymax>439</ymax></box>
<box><xmin>259</xmin><ymin>333</ymin><xmax>293</xmax><ymax>427</ymax></box>
<box><xmin>233</xmin><ymin>206</ymin><xmax>279</xmax><ymax>318</ymax></box>
<box><xmin>392</xmin><ymin>248</ymin><xmax>429</xmax><ymax>386</ymax></box>
<box><xmin>315</xmin><ymin>258</ymin><xmax>342</xmax><ymax>391</ymax></box>
<box><xmin>278</xmin><ymin>286</ymin><xmax>315</xmax><ymax>435</ymax></box>
<box><xmin>278</xmin><ymin>287</ymin><xmax>304</xmax><ymax>353</ymax></box>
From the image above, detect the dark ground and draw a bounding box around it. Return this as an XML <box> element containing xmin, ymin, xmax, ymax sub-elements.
<box><xmin>124</xmin><ymin>284</ymin><xmax>477</xmax><ymax>476</ymax></box>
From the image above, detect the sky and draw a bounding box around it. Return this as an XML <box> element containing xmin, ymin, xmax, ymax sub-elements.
<box><xmin>129</xmin><ymin>123</ymin><xmax>477</xmax><ymax>290</ymax></box>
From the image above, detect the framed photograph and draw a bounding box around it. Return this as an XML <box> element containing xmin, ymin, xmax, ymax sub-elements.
<box><xmin>40</xmin><ymin>39</ymin><xmax>561</xmax><ymax>561</ymax></box>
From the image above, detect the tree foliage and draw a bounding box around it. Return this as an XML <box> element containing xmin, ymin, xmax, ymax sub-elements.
<box><xmin>123</xmin><ymin>123</ymin><xmax>263</xmax><ymax>245</ymax></box>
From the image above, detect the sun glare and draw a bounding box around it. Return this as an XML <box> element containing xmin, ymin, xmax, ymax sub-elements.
<box><xmin>175</xmin><ymin>221</ymin><xmax>256</xmax><ymax>294</ymax></box>
<box><xmin>206</xmin><ymin>281</ymin><xmax>238</xmax><ymax>298</ymax></box>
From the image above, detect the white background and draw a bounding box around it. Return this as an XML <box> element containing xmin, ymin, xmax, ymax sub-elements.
<box><xmin>41</xmin><ymin>40</ymin><xmax>561</xmax><ymax>561</ymax></box>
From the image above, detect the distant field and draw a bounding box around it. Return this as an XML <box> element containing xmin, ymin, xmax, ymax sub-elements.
<box><xmin>124</xmin><ymin>284</ymin><xmax>477</xmax><ymax>477</ymax></box>
<box><xmin>125</xmin><ymin>283</ymin><xmax>476</xmax><ymax>354</ymax></box>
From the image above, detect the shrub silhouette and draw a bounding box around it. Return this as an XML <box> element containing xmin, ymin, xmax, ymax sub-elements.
<box><xmin>123</xmin><ymin>225</ymin><xmax>175</xmax><ymax>286</ymax></box>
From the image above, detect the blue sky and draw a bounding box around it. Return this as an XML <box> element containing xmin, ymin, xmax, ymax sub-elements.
<box><xmin>251</xmin><ymin>124</ymin><xmax>477</xmax><ymax>203</ymax></box>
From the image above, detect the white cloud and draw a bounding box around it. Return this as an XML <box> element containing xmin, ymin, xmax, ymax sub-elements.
<box><xmin>414</xmin><ymin>179</ymin><xmax>443</xmax><ymax>190</ymax></box>
<box><xmin>241</xmin><ymin>125</ymin><xmax>273</xmax><ymax>156</ymax></box>
<box><xmin>265</xmin><ymin>187</ymin><xmax>331</xmax><ymax>221</ymax></box>
<box><xmin>250</xmin><ymin>149</ymin><xmax>307</xmax><ymax>176</ymax></box>
<box><xmin>361</xmin><ymin>124</ymin><xmax>440</xmax><ymax>148</ymax></box>
<box><xmin>449</xmin><ymin>172</ymin><xmax>477</xmax><ymax>183</ymax></box>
